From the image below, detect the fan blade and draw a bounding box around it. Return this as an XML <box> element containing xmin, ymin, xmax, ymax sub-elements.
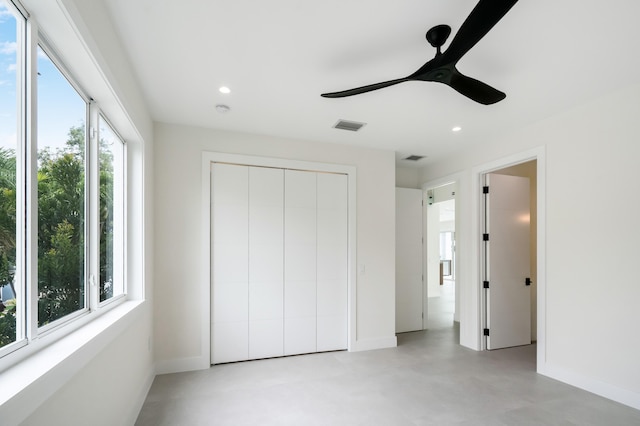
<box><xmin>442</xmin><ymin>0</ymin><xmax>518</xmax><ymax>64</ymax></box>
<box><xmin>448</xmin><ymin>70</ymin><xmax>505</xmax><ymax>105</ymax></box>
<box><xmin>321</xmin><ymin>78</ymin><xmax>409</xmax><ymax>98</ymax></box>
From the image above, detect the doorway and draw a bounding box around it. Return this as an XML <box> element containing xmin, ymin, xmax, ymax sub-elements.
<box><xmin>481</xmin><ymin>160</ymin><xmax>537</xmax><ymax>350</ymax></box>
<box><xmin>425</xmin><ymin>183</ymin><xmax>457</xmax><ymax>330</ymax></box>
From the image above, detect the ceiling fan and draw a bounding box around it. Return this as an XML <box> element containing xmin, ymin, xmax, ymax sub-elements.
<box><xmin>321</xmin><ymin>0</ymin><xmax>519</xmax><ymax>105</ymax></box>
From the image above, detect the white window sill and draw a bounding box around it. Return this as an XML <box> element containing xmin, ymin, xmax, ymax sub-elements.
<box><xmin>0</xmin><ymin>300</ymin><xmax>146</xmax><ymax>425</ymax></box>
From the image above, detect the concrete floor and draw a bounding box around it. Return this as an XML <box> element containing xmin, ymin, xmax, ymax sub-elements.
<box><xmin>136</xmin><ymin>288</ymin><xmax>640</xmax><ymax>425</ymax></box>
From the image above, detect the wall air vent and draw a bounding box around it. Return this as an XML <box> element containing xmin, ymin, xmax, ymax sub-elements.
<box><xmin>333</xmin><ymin>119</ymin><xmax>366</xmax><ymax>132</ymax></box>
<box><xmin>404</xmin><ymin>155</ymin><xmax>425</xmax><ymax>161</ymax></box>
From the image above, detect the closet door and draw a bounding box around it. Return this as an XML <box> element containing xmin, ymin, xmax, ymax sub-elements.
<box><xmin>249</xmin><ymin>167</ymin><xmax>284</xmax><ymax>359</ymax></box>
<box><xmin>316</xmin><ymin>173</ymin><xmax>348</xmax><ymax>351</ymax></box>
<box><xmin>284</xmin><ymin>170</ymin><xmax>317</xmax><ymax>355</ymax></box>
<box><xmin>211</xmin><ymin>164</ymin><xmax>249</xmax><ymax>364</ymax></box>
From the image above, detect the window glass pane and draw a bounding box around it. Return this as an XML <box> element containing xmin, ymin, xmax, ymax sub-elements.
<box><xmin>0</xmin><ymin>1</ymin><xmax>20</xmax><ymax>348</ymax></box>
<box><xmin>98</xmin><ymin>116</ymin><xmax>124</xmax><ymax>302</ymax></box>
<box><xmin>37</xmin><ymin>46</ymin><xmax>87</xmax><ymax>326</ymax></box>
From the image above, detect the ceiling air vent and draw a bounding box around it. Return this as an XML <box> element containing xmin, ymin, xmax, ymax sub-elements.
<box><xmin>404</xmin><ymin>155</ymin><xmax>425</xmax><ymax>161</ymax></box>
<box><xmin>333</xmin><ymin>119</ymin><xmax>366</xmax><ymax>132</ymax></box>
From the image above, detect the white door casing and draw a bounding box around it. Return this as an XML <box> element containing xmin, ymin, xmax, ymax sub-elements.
<box><xmin>484</xmin><ymin>173</ymin><xmax>531</xmax><ymax>350</ymax></box>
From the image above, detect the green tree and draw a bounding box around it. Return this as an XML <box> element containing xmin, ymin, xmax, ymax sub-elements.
<box><xmin>99</xmin><ymin>135</ymin><xmax>114</xmax><ymax>301</ymax></box>
<box><xmin>0</xmin><ymin>124</ymin><xmax>116</xmax><ymax>344</ymax></box>
<box><xmin>0</xmin><ymin>148</ymin><xmax>17</xmax><ymax>347</ymax></box>
<box><xmin>37</xmin><ymin>126</ymin><xmax>86</xmax><ymax>325</ymax></box>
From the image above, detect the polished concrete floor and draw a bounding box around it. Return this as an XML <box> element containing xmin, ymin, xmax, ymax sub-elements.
<box><xmin>136</xmin><ymin>290</ymin><xmax>640</xmax><ymax>425</ymax></box>
<box><xmin>427</xmin><ymin>278</ymin><xmax>456</xmax><ymax>330</ymax></box>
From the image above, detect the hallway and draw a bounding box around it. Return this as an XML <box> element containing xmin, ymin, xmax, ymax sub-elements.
<box><xmin>427</xmin><ymin>278</ymin><xmax>456</xmax><ymax>330</ymax></box>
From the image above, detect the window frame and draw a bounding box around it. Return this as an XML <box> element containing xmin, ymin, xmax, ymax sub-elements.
<box><xmin>0</xmin><ymin>0</ymin><xmax>28</xmax><ymax>360</ymax></box>
<box><xmin>92</xmin><ymin>111</ymin><xmax>127</xmax><ymax>310</ymax></box>
<box><xmin>34</xmin><ymin>38</ymin><xmax>91</xmax><ymax>334</ymax></box>
<box><xmin>0</xmin><ymin>0</ymin><xmax>129</xmax><ymax>365</ymax></box>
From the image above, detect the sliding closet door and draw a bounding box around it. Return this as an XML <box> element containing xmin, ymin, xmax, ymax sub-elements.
<box><xmin>284</xmin><ymin>170</ymin><xmax>317</xmax><ymax>355</ymax></box>
<box><xmin>317</xmin><ymin>173</ymin><xmax>348</xmax><ymax>351</ymax></box>
<box><xmin>211</xmin><ymin>164</ymin><xmax>249</xmax><ymax>364</ymax></box>
<box><xmin>248</xmin><ymin>167</ymin><xmax>285</xmax><ymax>359</ymax></box>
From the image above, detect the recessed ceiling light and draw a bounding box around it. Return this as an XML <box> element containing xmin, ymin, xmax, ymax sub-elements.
<box><xmin>452</xmin><ymin>126</ymin><xmax>462</xmax><ymax>132</ymax></box>
<box><xmin>219</xmin><ymin>86</ymin><xmax>231</xmax><ymax>94</ymax></box>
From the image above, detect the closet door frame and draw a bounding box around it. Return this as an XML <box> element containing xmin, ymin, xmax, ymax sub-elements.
<box><xmin>202</xmin><ymin>152</ymin><xmax>356</xmax><ymax>366</ymax></box>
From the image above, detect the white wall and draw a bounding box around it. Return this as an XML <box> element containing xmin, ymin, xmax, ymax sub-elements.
<box><xmin>396</xmin><ymin>166</ymin><xmax>422</xmax><ymax>189</ymax></box>
<box><xmin>154</xmin><ymin>123</ymin><xmax>397</xmax><ymax>370</ymax></box>
<box><xmin>421</xmin><ymin>83</ymin><xmax>640</xmax><ymax>409</ymax></box>
<box><xmin>20</xmin><ymin>306</ymin><xmax>153</xmax><ymax>426</ymax></box>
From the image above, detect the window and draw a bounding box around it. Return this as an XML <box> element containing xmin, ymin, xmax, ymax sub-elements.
<box><xmin>0</xmin><ymin>0</ymin><xmax>128</xmax><ymax>358</ymax></box>
<box><xmin>98</xmin><ymin>116</ymin><xmax>125</xmax><ymax>303</ymax></box>
<box><xmin>36</xmin><ymin>45</ymin><xmax>88</xmax><ymax>327</ymax></box>
<box><xmin>0</xmin><ymin>0</ymin><xmax>21</xmax><ymax>351</ymax></box>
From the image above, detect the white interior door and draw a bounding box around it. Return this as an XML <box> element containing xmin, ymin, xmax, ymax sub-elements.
<box><xmin>395</xmin><ymin>188</ymin><xmax>424</xmax><ymax>333</ymax></box>
<box><xmin>211</xmin><ymin>164</ymin><xmax>249</xmax><ymax>363</ymax></box>
<box><xmin>485</xmin><ymin>173</ymin><xmax>531</xmax><ymax>350</ymax></box>
<box><xmin>316</xmin><ymin>173</ymin><xmax>348</xmax><ymax>351</ymax></box>
<box><xmin>284</xmin><ymin>170</ymin><xmax>317</xmax><ymax>355</ymax></box>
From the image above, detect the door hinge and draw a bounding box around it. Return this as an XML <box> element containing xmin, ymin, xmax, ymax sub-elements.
<box><xmin>483</xmin><ymin>186</ymin><xmax>489</xmax><ymax>194</ymax></box>
<box><xmin>483</xmin><ymin>233</ymin><xmax>489</xmax><ymax>241</ymax></box>
<box><xmin>525</xmin><ymin>277</ymin><xmax>532</xmax><ymax>286</ymax></box>
<box><xmin>484</xmin><ymin>328</ymin><xmax>490</xmax><ymax>336</ymax></box>
<box><xmin>483</xmin><ymin>281</ymin><xmax>489</xmax><ymax>289</ymax></box>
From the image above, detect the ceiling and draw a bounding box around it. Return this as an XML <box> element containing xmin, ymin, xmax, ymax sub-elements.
<box><xmin>103</xmin><ymin>0</ymin><xmax>640</xmax><ymax>167</ymax></box>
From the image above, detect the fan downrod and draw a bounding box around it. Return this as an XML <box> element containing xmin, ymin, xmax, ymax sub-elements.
<box><xmin>426</xmin><ymin>24</ymin><xmax>451</xmax><ymax>54</ymax></box>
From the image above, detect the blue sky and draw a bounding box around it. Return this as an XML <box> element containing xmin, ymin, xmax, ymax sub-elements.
<box><xmin>1</xmin><ymin>2</ymin><xmax>86</xmax><ymax>152</ymax></box>
<box><xmin>0</xmin><ymin>3</ymin><xmax>17</xmax><ymax>150</ymax></box>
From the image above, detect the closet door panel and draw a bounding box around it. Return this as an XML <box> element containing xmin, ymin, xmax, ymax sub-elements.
<box><xmin>317</xmin><ymin>314</ymin><xmax>347</xmax><ymax>352</ymax></box>
<box><xmin>316</xmin><ymin>209</ymin><xmax>348</xmax><ymax>280</ymax></box>
<box><xmin>213</xmin><ymin>322</ymin><xmax>249</xmax><ymax>364</ymax></box>
<box><xmin>213</xmin><ymin>244</ymin><xmax>249</xmax><ymax>284</ymax></box>
<box><xmin>248</xmin><ymin>167</ymin><xmax>284</xmax><ymax>359</ymax></box>
<box><xmin>284</xmin><ymin>170</ymin><xmax>317</xmax><ymax>355</ymax></box>
<box><xmin>316</xmin><ymin>173</ymin><xmax>348</xmax><ymax>351</ymax></box>
<box><xmin>284</xmin><ymin>317</ymin><xmax>316</xmax><ymax>355</ymax></box>
<box><xmin>249</xmin><ymin>319</ymin><xmax>284</xmax><ymax>359</ymax></box>
<box><xmin>213</xmin><ymin>280</ymin><xmax>248</xmax><ymax>324</ymax></box>
<box><xmin>211</xmin><ymin>163</ymin><xmax>249</xmax><ymax>363</ymax></box>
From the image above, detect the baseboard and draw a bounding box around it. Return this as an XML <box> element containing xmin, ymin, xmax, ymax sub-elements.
<box><xmin>155</xmin><ymin>356</ymin><xmax>209</xmax><ymax>375</ymax></box>
<box><xmin>539</xmin><ymin>362</ymin><xmax>640</xmax><ymax>410</ymax></box>
<box><xmin>351</xmin><ymin>335</ymin><xmax>397</xmax><ymax>352</ymax></box>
